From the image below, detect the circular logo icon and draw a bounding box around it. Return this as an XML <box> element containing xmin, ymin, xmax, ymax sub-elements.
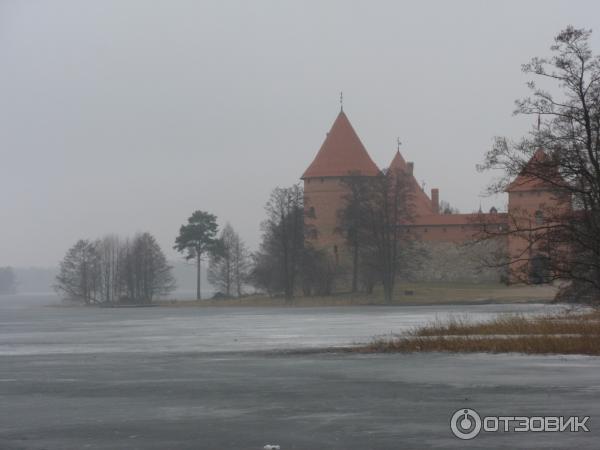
<box><xmin>450</xmin><ymin>408</ymin><xmax>482</xmax><ymax>440</ymax></box>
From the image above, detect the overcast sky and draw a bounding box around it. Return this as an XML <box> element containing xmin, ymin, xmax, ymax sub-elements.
<box><xmin>2</xmin><ymin>0</ymin><xmax>600</xmax><ymax>267</ymax></box>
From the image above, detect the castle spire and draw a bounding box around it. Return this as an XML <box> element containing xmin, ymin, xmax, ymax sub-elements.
<box><xmin>388</xmin><ymin>147</ymin><xmax>407</xmax><ymax>172</ymax></box>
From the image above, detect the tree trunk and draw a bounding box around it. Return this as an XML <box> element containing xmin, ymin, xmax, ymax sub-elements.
<box><xmin>196</xmin><ymin>252</ymin><xmax>202</xmax><ymax>300</ymax></box>
<box><xmin>351</xmin><ymin>243</ymin><xmax>359</xmax><ymax>293</ymax></box>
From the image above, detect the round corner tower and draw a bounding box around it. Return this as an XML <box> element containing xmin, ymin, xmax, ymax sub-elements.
<box><xmin>505</xmin><ymin>149</ymin><xmax>571</xmax><ymax>283</ymax></box>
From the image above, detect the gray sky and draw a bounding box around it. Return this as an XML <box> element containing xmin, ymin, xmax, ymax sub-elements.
<box><xmin>2</xmin><ymin>0</ymin><xmax>600</xmax><ymax>267</ymax></box>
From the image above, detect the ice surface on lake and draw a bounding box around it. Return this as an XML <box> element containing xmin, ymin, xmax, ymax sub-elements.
<box><xmin>0</xmin><ymin>294</ymin><xmax>564</xmax><ymax>356</ymax></box>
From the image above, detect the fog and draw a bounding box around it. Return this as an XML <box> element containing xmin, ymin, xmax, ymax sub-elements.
<box><xmin>2</xmin><ymin>0</ymin><xmax>599</xmax><ymax>268</ymax></box>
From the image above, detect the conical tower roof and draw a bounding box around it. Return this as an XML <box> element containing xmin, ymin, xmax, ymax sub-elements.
<box><xmin>388</xmin><ymin>150</ymin><xmax>407</xmax><ymax>172</ymax></box>
<box><xmin>386</xmin><ymin>149</ymin><xmax>434</xmax><ymax>217</ymax></box>
<box><xmin>506</xmin><ymin>149</ymin><xmax>564</xmax><ymax>191</ymax></box>
<box><xmin>302</xmin><ymin>111</ymin><xmax>380</xmax><ymax>178</ymax></box>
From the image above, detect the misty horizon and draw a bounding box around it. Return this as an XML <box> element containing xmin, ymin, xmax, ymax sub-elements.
<box><xmin>2</xmin><ymin>0</ymin><xmax>600</xmax><ymax>267</ymax></box>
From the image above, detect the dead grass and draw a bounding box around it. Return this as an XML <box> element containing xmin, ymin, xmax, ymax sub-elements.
<box><xmin>363</xmin><ymin>310</ymin><xmax>600</xmax><ymax>355</ymax></box>
<box><xmin>364</xmin><ymin>334</ymin><xmax>600</xmax><ymax>355</ymax></box>
<box><xmin>411</xmin><ymin>310</ymin><xmax>600</xmax><ymax>336</ymax></box>
<box><xmin>157</xmin><ymin>282</ymin><xmax>557</xmax><ymax>307</ymax></box>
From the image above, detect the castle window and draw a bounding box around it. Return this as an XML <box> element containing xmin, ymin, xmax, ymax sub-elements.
<box><xmin>519</xmin><ymin>193</ymin><xmax>523</xmax><ymax>197</ymax></box>
<box><xmin>320</xmin><ymin>178</ymin><xmax>324</xmax><ymax>183</ymax></box>
<box><xmin>308</xmin><ymin>206</ymin><xmax>316</xmax><ymax>218</ymax></box>
<box><xmin>535</xmin><ymin>210</ymin><xmax>544</xmax><ymax>225</ymax></box>
<box><xmin>443</xmin><ymin>227</ymin><xmax>447</xmax><ymax>232</ymax></box>
<box><xmin>424</xmin><ymin>228</ymin><xmax>428</xmax><ymax>232</ymax></box>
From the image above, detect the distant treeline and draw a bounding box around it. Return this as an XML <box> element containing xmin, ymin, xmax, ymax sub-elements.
<box><xmin>52</xmin><ymin>176</ymin><xmax>423</xmax><ymax>305</ymax></box>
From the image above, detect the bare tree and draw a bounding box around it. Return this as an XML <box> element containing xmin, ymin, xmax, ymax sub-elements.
<box><xmin>55</xmin><ymin>239</ymin><xmax>101</xmax><ymax>304</ymax></box>
<box><xmin>299</xmin><ymin>245</ymin><xmax>336</xmax><ymax>296</ymax></box>
<box><xmin>479</xmin><ymin>26</ymin><xmax>600</xmax><ymax>301</ymax></box>
<box><xmin>250</xmin><ymin>184</ymin><xmax>306</xmax><ymax>300</ymax></box>
<box><xmin>367</xmin><ymin>169</ymin><xmax>416</xmax><ymax>302</ymax></box>
<box><xmin>208</xmin><ymin>224</ymin><xmax>235</xmax><ymax>297</ymax></box>
<box><xmin>120</xmin><ymin>232</ymin><xmax>176</xmax><ymax>303</ymax></box>
<box><xmin>336</xmin><ymin>173</ymin><xmax>373</xmax><ymax>292</ymax></box>
<box><xmin>231</xmin><ymin>230</ymin><xmax>251</xmax><ymax>297</ymax></box>
<box><xmin>338</xmin><ymin>169</ymin><xmax>416</xmax><ymax>302</ymax></box>
<box><xmin>209</xmin><ymin>224</ymin><xmax>251</xmax><ymax>297</ymax></box>
<box><xmin>97</xmin><ymin>234</ymin><xmax>121</xmax><ymax>304</ymax></box>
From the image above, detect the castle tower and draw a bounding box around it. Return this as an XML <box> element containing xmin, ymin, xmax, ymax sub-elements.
<box><xmin>506</xmin><ymin>149</ymin><xmax>569</xmax><ymax>283</ymax></box>
<box><xmin>386</xmin><ymin>150</ymin><xmax>437</xmax><ymax>219</ymax></box>
<box><xmin>302</xmin><ymin>111</ymin><xmax>380</xmax><ymax>256</ymax></box>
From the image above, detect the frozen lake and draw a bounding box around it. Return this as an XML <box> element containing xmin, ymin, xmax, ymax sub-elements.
<box><xmin>0</xmin><ymin>294</ymin><xmax>563</xmax><ymax>355</ymax></box>
<box><xmin>1</xmin><ymin>294</ymin><xmax>597</xmax><ymax>450</ymax></box>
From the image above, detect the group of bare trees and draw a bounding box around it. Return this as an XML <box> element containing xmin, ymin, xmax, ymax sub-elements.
<box><xmin>479</xmin><ymin>26</ymin><xmax>600</xmax><ymax>302</ymax></box>
<box><xmin>208</xmin><ymin>224</ymin><xmax>251</xmax><ymax>298</ymax></box>
<box><xmin>247</xmin><ymin>173</ymin><xmax>423</xmax><ymax>303</ymax></box>
<box><xmin>249</xmin><ymin>185</ymin><xmax>335</xmax><ymax>300</ymax></box>
<box><xmin>336</xmin><ymin>169</ymin><xmax>424</xmax><ymax>302</ymax></box>
<box><xmin>55</xmin><ymin>233</ymin><xmax>175</xmax><ymax>305</ymax></box>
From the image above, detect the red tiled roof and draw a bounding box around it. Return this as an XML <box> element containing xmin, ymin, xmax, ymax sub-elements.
<box><xmin>386</xmin><ymin>151</ymin><xmax>433</xmax><ymax>217</ymax></box>
<box><xmin>412</xmin><ymin>184</ymin><xmax>435</xmax><ymax>217</ymax></box>
<box><xmin>411</xmin><ymin>213</ymin><xmax>508</xmax><ymax>226</ymax></box>
<box><xmin>388</xmin><ymin>150</ymin><xmax>407</xmax><ymax>172</ymax></box>
<box><xmin>506</xmin><ymin>149</ymin><xmax>564</xmax><ymax>192</ymax></box>
<box><xmin>302</xmin><ymin>111</ymin><xmax>380</xmax><ymax>178</ymax></box>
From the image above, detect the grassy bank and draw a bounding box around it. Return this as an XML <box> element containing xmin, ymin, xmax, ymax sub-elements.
<box><xmin>157</xmin><ymin>282</ymin><xmax>557</xmax><ymax>307</ymax></box>
<box><xmin>363</xmin><ymin>309</ymin><xmax>600</xmax><ymax>355</ymax></box>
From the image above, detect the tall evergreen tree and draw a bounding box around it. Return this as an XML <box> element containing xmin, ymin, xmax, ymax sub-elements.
<box><xmin>174</xmin><ymin>211</ymin><xmax>219</xmax><ymax>300</ymax></box>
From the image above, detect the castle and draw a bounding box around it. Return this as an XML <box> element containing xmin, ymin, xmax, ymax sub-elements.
<box><xmin>301</xmin><ymin>110</ymin><xmax>562</xmax><ymax>283</ymax></box>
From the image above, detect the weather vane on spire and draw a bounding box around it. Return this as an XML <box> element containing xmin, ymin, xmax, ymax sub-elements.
<box><xmin>340</xmin><ymin>91</ymin><xmax>343</xmax><ymax>111</ymax></box>
<box><xmin>397</xmin><ymin>137</ymin><xmax>402</xmax><ymax>151</ymax></box>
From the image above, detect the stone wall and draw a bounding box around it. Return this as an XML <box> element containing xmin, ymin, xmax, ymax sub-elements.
<box><xmin>408</xmin><ymin>239</ymin><xmax>508</xmax><ymax>283</ymax></box>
